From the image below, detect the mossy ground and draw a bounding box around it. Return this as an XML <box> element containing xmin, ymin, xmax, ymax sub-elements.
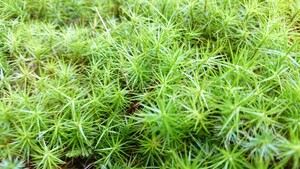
<box><xmin>0</xmin><ymin>0</ymin><xmax>300</xmax><ymax>168</ymax></box>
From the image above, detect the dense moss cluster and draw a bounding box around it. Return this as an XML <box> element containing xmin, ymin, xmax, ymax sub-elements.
<box><xmin>0</xmin><ymin>0</ymin><xmax>300</xmax><ymax>168</ymax></box>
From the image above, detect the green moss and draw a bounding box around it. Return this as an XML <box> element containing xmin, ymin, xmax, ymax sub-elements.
<box><xmin>0</xmin><ymin>0</ymin><xmax>300</xmax><ymax>168</ymax></box>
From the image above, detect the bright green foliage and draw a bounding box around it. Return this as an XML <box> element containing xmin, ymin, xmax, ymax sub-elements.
<box><xmin>0</xmin><ymin>0</ymin><xmax>300</xmax><ymax>168</ymax></box>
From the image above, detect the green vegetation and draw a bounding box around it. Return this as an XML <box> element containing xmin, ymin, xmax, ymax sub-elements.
<box><xmin>0</xmin><ymin>0</ymin><xmax>300</xmax><ymax>168</ymax></box>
